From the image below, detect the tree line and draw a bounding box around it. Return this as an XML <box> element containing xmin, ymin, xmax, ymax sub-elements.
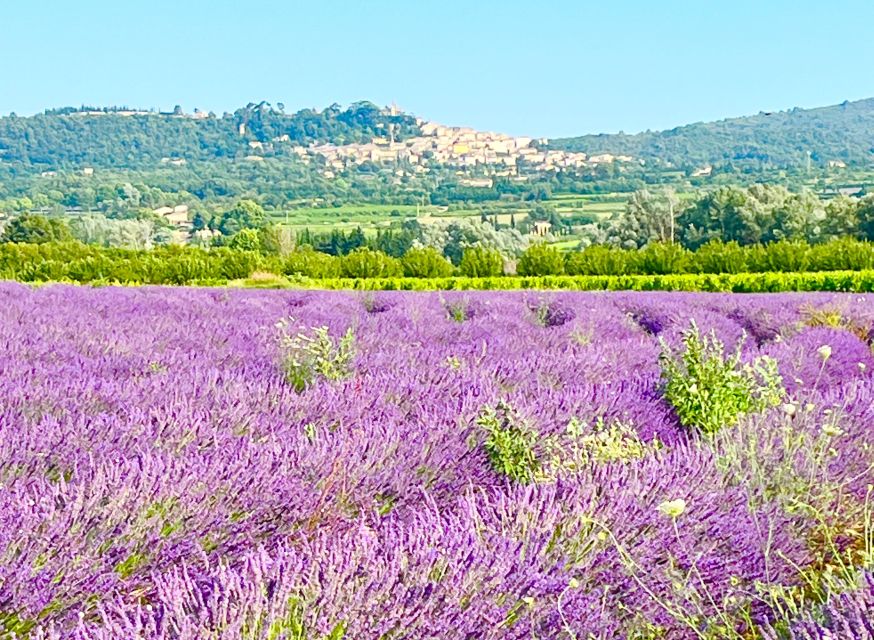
<box><xmin>587</xmin><ymin>184</ymin><xmax>874</xmax><ymax>249</ymax></box>
<box><xmin>5</xmin><ymin>237</ymin><xmax>874</xmax><ymax>286</ymax></box>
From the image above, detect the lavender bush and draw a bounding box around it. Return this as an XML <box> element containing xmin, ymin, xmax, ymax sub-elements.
<box><xmin>0</xmin><ymin>284</ymin><xmax>872</xmax><ymax>639</ymax></box>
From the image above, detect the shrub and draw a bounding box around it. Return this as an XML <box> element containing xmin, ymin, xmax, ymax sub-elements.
<box><xmin>565</xmin><ymin>245</ymin><xmax>631</xmax><ymax>276</ymax></box>
<box><xmin>458</xmin><ymin>246</ymin><xmax>504</xmax><ymax>277</ymax></box>
<box><xmin>659</xmin><ymin>322</ymin><xmax>784</xmax><ymax>434</ymax></box>
<box><xmin>632</xmin><ymin>242</ymin><xmax>692</xmax><ymax>275</ymax></box>
<box><xmin>806</xmin><ymin>237</ymin><xmax>874</xmax><ymax>271</ymax></box>
<box><xmin>276</xmin><ymin>320</ymin><xmax>356</xmax><ymax>393</ymax></box>
<box><xmin>751</xmin><ymin>240</ymin><xmax>811</xmax><ymax>272</ymax></box>
<box><xmin>215</xmin><ymin>248</ymin><xmax>262</xmax><ymax>280</ymax></box>
<box><xmin>400</xmin><ymin>247</ymin><xmax>454</xmax><ymax>278</ymax></box>
<box><xmin>226</xmin><ymin>229</ymin><xmax>262</xmax><ymax>252</ymax></box>
<box><xmin>283</xmin><ymin>247</ymin><xmax>340</xmax><ymax>278</ymax></box>
<box><xmin>692</xmin><ymin>240</ymin><xmax>748</xmax><ymax>274</ymax></box>
<box><xmin>517</xmin><ymin>243</ymin><xmax>565</xmax><ymax>276</ymax></box>
<box><xmin>476</xmin><ymin>402</ymin><xmax>540</xmax><ymax>483</ymax></box>
<box><xmin>339</xmin><ymin>248</ymin><xmax>402</xmax><ymax>278</ymax></box>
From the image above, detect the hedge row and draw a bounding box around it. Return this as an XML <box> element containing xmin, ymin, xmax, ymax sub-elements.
<box><xmin>5</xmin><ymin>242</ymin><xmax>874</xmax><ymax>292</ymax></box>
<box><xmin>283</xmin><ymin>271</ymin><xmax>874</xmax><ymax>292</ymax></box>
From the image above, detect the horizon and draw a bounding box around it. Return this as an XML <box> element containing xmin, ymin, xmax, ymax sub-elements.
<box><xmin>3</xmin><ymin>0</ymin><xmax>874</xmax><ymax>138</ymax></box>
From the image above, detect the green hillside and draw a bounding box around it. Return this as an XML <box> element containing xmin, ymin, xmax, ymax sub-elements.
<box><xmin>549</xmin><ymin>98</ymin><xmax>874</xmax><ymax>170</ymax></box>
<box><xmin>0</xmin><ymin>101</ymin><xmax>419</xmax><ymax>171</ymax></box>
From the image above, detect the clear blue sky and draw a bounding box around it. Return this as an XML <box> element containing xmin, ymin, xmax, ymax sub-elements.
<box><xmin>2</xmin><ymin>0</ymin><xmax>872</xmax><ymax>138</ymax></box>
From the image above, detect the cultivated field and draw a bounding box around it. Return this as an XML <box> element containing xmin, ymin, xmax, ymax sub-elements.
<box><xmin>1</xmin><ymin>285</ymin><xmax>873</xmax><ymax>638</ymax></box>
<box><xmin>269</xmin><ymin>192</ymin><xmax>630</xmax><ymax>239</ymax></box>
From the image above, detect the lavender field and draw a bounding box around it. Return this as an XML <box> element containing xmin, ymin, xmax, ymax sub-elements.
<box><xmin>2</xmin><ymin>283</ymin><xmax>873</xmax><ymax>639</ymax></box>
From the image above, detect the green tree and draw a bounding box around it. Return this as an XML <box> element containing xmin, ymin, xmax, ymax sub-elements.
<box><xmin>517</xmin><ymin>243</ymin><xmax>565</xmax><ymax>276</ymax></box>
<box><xmin>691</xmin><ymin>240</ymin><xmax>748</xmax><ymax>274</ymax></box>
<box><xmin>459</xmin><ymin>246</ymin><xmax>503</xmax><ymax>277</ymax></box>
<box><xmin>258</xmin><ymin>224</ymin><xmax>295</xmax><ymax>256</ymax></box>
<box><xmin>400</xmin><ymin>246</ymin><xmax>454</xmax><ymax>278</ymax></box>
<box><xmin>283</xmin><ymin>247</ymin><xmax>340</xmax><ymax>278</ymax></box>
<box><xmin>679</xmin><ymin>186</ymin><xmax>753</xmax><ymax>248</ymax></box>
<box><xmin>768</xmin><ymin>190</ymin><xmax>825</xmax><ymax>243</ymax></box>
<box><xmin>339</xmin><ymin>248</ymin><xmax>402</xmax><ymax>278</ymax></box>
<box><xmin>218</xmin><ymin>200</ymin><xmax>266</xmax><ymax>236</ymax></box>
<box><xmin>191</xmin><ymin>210</ymin><xmax>213</xmax><ymax>232</ymax></box>
<box><xmin>565</xmin><ymin>245</ymin><xmax>631</xmax><ymax>275</ymax></box>
<box><xmin>632</xmin><ymin>242</ymin><xmax>692</xmax><ymax>274</ymax></box>
<box><xmin>857</xmin><ymin>196</ymin><xmax>874</xmax><ymax>241</ymax></box>
<box><xmin>604</xmin><ymin>188</ymin><xmax>680</xmax><ymax>248</ymax></box>
<box><xmin>821</xmin><ymin>195</ymin><xmax>860</xmax><ymax>239</ymax></box>
<box><xmin>226</xmin><ymin>228</ymin><xmax>262</xmax><ymax>252</ymax></box>
<box><xmin>0</xmin><ymin>214</ymin><xmax>74</xmax><ymax>244</ymax></box>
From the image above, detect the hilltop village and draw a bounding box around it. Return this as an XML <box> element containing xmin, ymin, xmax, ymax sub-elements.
<box><xmin>276</xmin><ymin>118</ymin><xmax>634</xmax><ymax>182</ymax></box>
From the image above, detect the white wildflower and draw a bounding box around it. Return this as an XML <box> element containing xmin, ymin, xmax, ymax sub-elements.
<box><xmin>658</xmin><ymin>498</ymin><xmax>686</xmax><ymax>518</ymax></box>
<box><xmin>821</xmin><ymin>423</ymin><xmax>843</xmax><ymax>437</ymax></box>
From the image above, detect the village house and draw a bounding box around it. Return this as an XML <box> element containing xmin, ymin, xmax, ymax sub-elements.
<box><xmin>153</xmin><ymin>205</ymin><xmax>190</xmax><ymax>225</ymax></box>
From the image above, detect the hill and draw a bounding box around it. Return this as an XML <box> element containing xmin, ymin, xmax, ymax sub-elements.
<box><xmin>548</xmin><ymin>98</ymin><xmax>874</xmax><ymax>170</ymax></box>
<box><xmin>5</xmin><ymin>97</ymin><xmax>874</xmax><ymax>176</ymax></box>
<box><xmin>0</xmin><ymin>101</ymin><xmax>420</xmax><ymax>171</ymax></box>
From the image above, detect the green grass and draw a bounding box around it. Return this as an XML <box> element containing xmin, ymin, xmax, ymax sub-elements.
<box><xmin>548</xmin><ymin>239</ymin><xmax>581</xmax><ymax>251</ymax></box>
<box><xmin>269</xmin><ymin>203</ymin><xmax>419</xmax><ymax>226</ymax></box>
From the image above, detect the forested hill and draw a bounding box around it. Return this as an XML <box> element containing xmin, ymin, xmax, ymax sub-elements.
<box><xmin>5</xmin><ymin>97</ymin><xmax>874</xmax><ymax>175</ymax></box>
<box><xmin>549</xmin><ymin>98</ymin><xmax>874</xmax><ymax>170</ymax></box>
<box><xmin>0</xmin><ymin>101</ymin><xmax>420</xmax><ymax>171</ymax></box>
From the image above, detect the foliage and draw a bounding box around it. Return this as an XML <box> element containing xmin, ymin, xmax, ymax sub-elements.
<box><xmin>458</xmin><ymin>246</ymin><xmax>504</xmax><ymax>277</ymax></box>
<box><xmin>399</xmin><ymin>246</ymin><xmax>454</xmax><ymax>278</ymax></box>
<box><xmin>283</xmin><ymin>247</ymin><xmax>340</xmax><ymax>278</ymax></box>
<box><xmin>601</xmin><ymin>188</ymin><xmax>680</xmax><ymax>248</ymax></box>
<box><xmin>659</xmin><ymin>322</ymin><xmax>784</xmax><ymax>434</ymax></box>
<box><xmin>8</xmin><ymin>241</ymin><xmax>874</xmax><ymax>292</ymax></box>
<box><xmin>476</xmin><ymin>402</ymin><xmax>541</xmax><ymax>484</ymax></box>
<box><xmin>0</xmin><ymin>213</ymin><xmax>73</xmax><ymax>244</ymax></box>
<box><xmin>856</xmin><ymin>195</ymin><xmax>874</xmax><ymax>240</ymax></box>
<box><xmin>565</xmin><ymin>244</ymin><xmax>632</xmax><ymax>275</ymax></box>
<box><xmin>691</xmin><ymin>240</ymin><xmax>748</xmax><ymax>274</ymax></box>
<box><xmin>339</xmin><ymin>248</ymin><xmax>402</xmax><ymax>278</ymax></box>
<box><xmin>416</xmin><ymin>218</ymin><xmax>528</xmax><ymax>265</ymax></box>
<box><xmin>226</xmin><ymin>228</ymin><xmax>263</xmax><ymax>252</ymax></box>
<box><xmin>516</xmin><ymin>243</ymin><xmax>565</xmax><ymax>276</ymax></box>
<box><xmin>632</xmin><ymin>242</ymin><xmax>692</xmax><ymax>275</ymax></box>
<box><xmin>545</xmin><ymin>417</ymin><xmax>653</xmax><ymax>471</ymax></box>
<box><xmin>276</xmin><ymin>319</ymin><xmax>356</xmax><ymax>393</ymax></box>
<box><xmin>69</xmin><ymin>213</ymin><xmax>158</xmax><ymax>249</ymax></box>
<box><xmin>217</xmin><ymin>200</ymin><xmax>265</xmax><ymax>236</ymax></box>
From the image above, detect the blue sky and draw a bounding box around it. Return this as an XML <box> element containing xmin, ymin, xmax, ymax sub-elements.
<box><xmin>2</xmin><ymin>0</ymin><xmax>873</xmax><ymax>137</ymax></box>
